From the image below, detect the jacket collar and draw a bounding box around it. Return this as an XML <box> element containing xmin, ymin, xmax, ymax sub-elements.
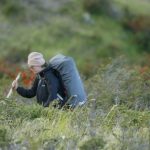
<box><xmin>38</xmin><ymin>65</ymin><xmax>51</xmax><ymax>77</ymax></box>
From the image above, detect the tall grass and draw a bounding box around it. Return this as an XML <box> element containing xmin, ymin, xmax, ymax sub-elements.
<box><xmin>0</xmin><ymin>58</ymin><xmax>150</xmax><ymax>149</ymax></box>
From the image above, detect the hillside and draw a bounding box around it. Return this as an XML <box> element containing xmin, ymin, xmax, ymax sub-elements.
<box><xmin>0</xmin><ymin>0</ymin><xmax>150</xmax><ymax>149</ymax></box>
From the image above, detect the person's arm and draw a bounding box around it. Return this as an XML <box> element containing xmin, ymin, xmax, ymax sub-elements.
<box><xmin>43</xmin><ymin>71</ymin><xmax>59</xmax><ymax>107</ymax></box>
<box><xmin>16</xmin><ymin>77</ymin><xmax>39</xmax><ymax>98</ymax></box>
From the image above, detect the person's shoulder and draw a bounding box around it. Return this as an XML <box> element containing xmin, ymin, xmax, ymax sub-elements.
<box><xmin>45</xmin><ymin>66</ymin><xmax>54</xmax><ymax>74</ymax></box>
<box><xmin>44</xmin><ymin>67</ymin><xmax>57</xmax><ymax>78</ymax></box>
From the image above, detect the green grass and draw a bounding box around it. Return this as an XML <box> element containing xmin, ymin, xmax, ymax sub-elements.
<box><xmin>0</xmin><ymin>0</ymin><xmax>149</xmax><ymax>67</ymax></box>
<box><xmin>0</xmin><ymin>97</ymin><xmax>149</xmax><ymax>149</ymax></box>
<box><xmin>115</xmin><ymin>0</ymin><xmax>150</xmax><ymax>15</ymax></box>
<box><xmin>0</xmin><ymin>58</ymin><xmax>150</xmax><ymax>149</ymax></box>
<box><xmin>0</xmin><ymin>0</ymin><xmax>150</xmax><ymax>149</ymax></box>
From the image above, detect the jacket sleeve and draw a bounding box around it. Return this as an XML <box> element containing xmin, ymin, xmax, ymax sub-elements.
<box><xmin>16</xmin><ymin>76</ymin><xmax>39</xmax><ymax>98</ymax></box>
<box><xmin>43</xmin><ymin>70</ymin><xmax>59</xmax><ymax>107</ymax></box>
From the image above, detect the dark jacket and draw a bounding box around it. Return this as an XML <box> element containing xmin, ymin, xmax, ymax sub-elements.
<box><xmin>16</xmin><ymin>67</ymin><xmax>66</xmax><ymax>107</ymax></box>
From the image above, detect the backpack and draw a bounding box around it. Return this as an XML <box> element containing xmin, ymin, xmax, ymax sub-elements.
<box><xmin>49</xmin><ymin>54</ymin><xmax>87</xmax><ymax>107</ymax></box>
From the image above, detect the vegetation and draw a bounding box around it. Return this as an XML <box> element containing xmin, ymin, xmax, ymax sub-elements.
<box><xmin>0</xmin><ymin>0</ymin><xmax>150</xmax><ymax>149</ymax></box>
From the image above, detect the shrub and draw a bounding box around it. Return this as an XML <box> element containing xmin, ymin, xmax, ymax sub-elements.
<box><xmin>79</xmin><ymin>137</ymin><xmax>105</xmax><ymax>150</ymax></box>
<box><xmin>0</xmin><ymin>0</ymin><xmax>25</xmax><ymax>17</ymax></box>
<box><xmin>4</xmin><ymin>47</ymin><xmax>30</xmax><ymax>63</ymax></box>
<box><xmin>86</xmin><ymin>57</ymin><xmax>150</xmax><ymax>110</ymax></box>
<box><xmin>82</xmin><ymin>0</ymin><xmax>112</xmax><ymax>15</ymax></box>
<box><xmin>136</xmin><ymin>29</ymin><xmax>150</xmax><ymax>53</ymax></box>
<box><xmin>0</xmin><ymin>126</ymin><xmax>9</xmax><ymax>147</ymax></box>
<box><xmin>122</xmin><ymin>12</ymin><xmax>150</xmax><ymax>53</ymax></box>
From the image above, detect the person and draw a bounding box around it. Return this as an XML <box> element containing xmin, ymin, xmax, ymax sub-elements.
<box><xmin>12</xmin><ymin>52</ymin><xmax>67</xmax><ymax>108</ymax></box>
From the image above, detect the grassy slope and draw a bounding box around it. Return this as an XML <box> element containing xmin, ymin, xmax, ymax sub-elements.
<box><xmin>0</xmin><ymin>0</ymin><xmax>150</xmax><ymax>73</ymax></box>
<box><xmin>0</xmin><ymin>0</ymin><xmax>150</xmax><ymax>149</ymax></box>
<box><xmin>0</xmin><ymin>99</ymin><xmax>150</xmax><ymax>149</ymax></box>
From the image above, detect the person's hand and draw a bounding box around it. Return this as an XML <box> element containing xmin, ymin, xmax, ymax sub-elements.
<box><xmin>12</xmin><ymin>80</ymin><xmax>18</xmax><ymax>90</ymax></box>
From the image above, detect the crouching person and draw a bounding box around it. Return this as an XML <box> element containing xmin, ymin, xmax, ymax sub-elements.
<box><xmin>12</xmin><ymin>52</ymin><xmax>67</xmax><ymax>108</ymax></box>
